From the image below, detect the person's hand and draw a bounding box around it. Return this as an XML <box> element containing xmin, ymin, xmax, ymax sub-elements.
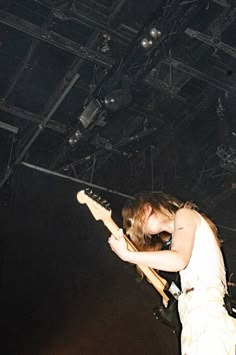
<box><xmin>108</xmin><ymin>229</ymin><xmax>129</xmax><ymax>261</ymax></box>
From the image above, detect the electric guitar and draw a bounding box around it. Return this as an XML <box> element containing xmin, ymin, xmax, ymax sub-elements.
<box><xmin>77</xmin><ymin>189</ymin><xmax>170</xmax><ymax>306</ymax></box>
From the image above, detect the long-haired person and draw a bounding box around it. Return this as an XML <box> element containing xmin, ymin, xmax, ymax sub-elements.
<box><xmin>108</xmin><ymin>192</ymin><xmax>236</xmax><ymax>355</ymax></box>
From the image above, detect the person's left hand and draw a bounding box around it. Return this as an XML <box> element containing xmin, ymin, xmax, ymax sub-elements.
<box><xmin>108</xmin><ymin>229</ymin><xmax>129</xmax><ymax>261</ymax></box>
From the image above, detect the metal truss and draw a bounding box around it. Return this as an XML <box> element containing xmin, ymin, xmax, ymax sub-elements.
<box><xmin>147</xmin><ymin>3</ymin><xmax>236</xmax><ymax>99</ymax></box>
<box><xmin>185</xmin><ymin>2</ymin><xmax>236</xmax><ymax>58</ymax></box>
<box><xmin>55</xmin><ymin>1</ymin><xmax>134</xmax><ymax>45</ymax></box>
<box><xmin>0</xmin><ymin>10</ymin><xmax>114</xmax><ymax>68</ymax></box>
<box><xmin>34</xmin><ymin>0</ymin><xmax>134</xmax><ymax>46</ymax></box>
<box><xmin>127</xmin><ymin>0</ymin><xmax>208</xmax><ymax>80</ymax></box>
<box><xmin>212</xmin><ymin>0</ymin><xmax>231</xmax><ymax>7</ymax></box>
<box><xmin>0</xmin><ymin>9</ymin><xmax>115</xmax><ymax>189</ymax></box>
<box><xmin>216</xmin><ymin>144</ymin><xmax>236</xmax><ymax>172</ymax></box>
<box><xmin>185</xmin><ymin>28</ymin><xmax>236</xmax><ymax>60</ymax></box>
<box><xmin>164</xmin><ymin>57</ymin><xmax>236</xmax><ymax>95</ymax></box>
<box><xmin>146</xmin><ymin>86</ymin><xmax>217</xmax><ymax>161</ymax></box>
<box><xmin>209</xmin><ymin>1</ymin><xmax>236</xmax><ymax>34</ymax></box>
<box><xmin>0</xmin><ymin>101</ymin><xmax>67</xmax><ymax>134</ymax></box>
<box><xmin>0</xmin><ymin>73</ymin><xmax>80</xmax><ymax>189</ymax></box>
<box><xmin>1</xmin><ymin>13</ymin><xmax>54</xmax><ymax>101</ymax></box>
<box><xmin>42</xmin><ymin>31</ymin><xmax>100</xmax><ymax>113</ymax></box>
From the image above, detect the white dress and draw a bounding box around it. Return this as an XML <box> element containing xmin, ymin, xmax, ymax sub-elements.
<box><xmin>178</xmin><ymin>212</ymin><xmax>236</xmax><ymax>355</ymax></box>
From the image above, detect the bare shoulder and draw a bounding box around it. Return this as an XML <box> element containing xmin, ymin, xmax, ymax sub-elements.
<box><xmin>171</xmin><ymin>208</ymin><xmax>201</xmax><ymax>266</ymax></box>
<box><xmin>173</xmin><ymin>208</ymin><xmax>201</xmax><ymax>236</ymax></box>
<box><xmin>175</xmin><ymin>207</ymin><xmax>201</xmax><ymax>224</ymax></box>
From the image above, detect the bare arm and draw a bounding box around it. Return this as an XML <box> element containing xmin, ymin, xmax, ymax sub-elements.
<box><xmin>108</xmin><ymin>208</ymin><xmax>200</xmax><ymax>272</ymax></box>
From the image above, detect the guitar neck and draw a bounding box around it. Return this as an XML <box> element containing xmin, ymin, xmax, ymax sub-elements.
<box><xmin>103</xmin><ymin>216</ymin><xmax>169</xmax><ymax>305</ymax></box>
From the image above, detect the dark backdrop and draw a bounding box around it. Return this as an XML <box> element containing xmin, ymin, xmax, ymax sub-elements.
<box><xmin>0</xmin><ymin>166</ymin><xmax>179</xmax><ymax>355</ymax></box>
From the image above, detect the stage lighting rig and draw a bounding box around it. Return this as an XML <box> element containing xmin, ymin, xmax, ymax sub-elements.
<box><xmin>216</xmin><ymin>144</ymin><xmax>236</xmax><ymax>173</ymax></box>
<box><xmin>140</xmin><ymin>26</ymin><xmax>162</xmax><ymax>50</ymax></box>
<box><xmin>149</xmin><ymin>27</ymin><xmax>162</xmax><ymax>40</ymax></box>
<box><xmin>68</xmin><ymin>97</ymin><xmax>103</xmax><ymax>146</ymax></box>
<box><xmin>103</xmin><ymin>88</ymin><xmax>132</xmax><ymax>112</ymax></box>
<box><xmin>101</xmin><ymin>73</ymin><xmax>133</xmax><ymax>112</ymax></box>
<box><xmin>99</xmin><ymin>32</ymin><xmax>112</xmax><ymax>54</ymax></box>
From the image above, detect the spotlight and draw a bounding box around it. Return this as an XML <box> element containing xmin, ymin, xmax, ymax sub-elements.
<box><xmin>69</xmin><ymin>137</ymin><xmax>78</xmax><ymax>146</ymax></box>
<box><xmin>100</xmin><ymin>32</ymin><xmax>112</xmax><ymax>54</ymax></box>
<box><xmin>141</xmin><ymin>37</ymin><xmax>153</xmax><ymax>49</ymax></box>
<box><xmin>75</xmin><ymin>130</ymin><xmax>82</xmax><ymax>139</ymax></box>
<box><xmin>79</xmin><ymin>98</ymin><xmax>102</xmax><ymax>128</ymax></box>
<box><xmin>68</xmin><ymin>98</ymin><xmax>103</xmax><ymax>146</ymax></box>
<box><xmin>149</xmin><ymin>27</ymin><xmax>161</xmax><ymax>40</ymax></box>
<box><xmin>104</xmin><ymin>97</ymin><xmax>115</xmax><ymax>105</ymax></box>
<box><xmin>103</xmin><ymin>89</ymin><xmax>132</xmax><ymax>111</ymax></box>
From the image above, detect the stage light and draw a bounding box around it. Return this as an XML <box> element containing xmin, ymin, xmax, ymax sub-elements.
<box><xmin>149</xmin><ymin>27</ymin><xmax>161</xmax><ymax>40</ymax></box>
<box><xmin>100</xmin><ymin>32</ymin><xmax>112</xmax><ymax>54</ymax></box>
<box><xmin>140</xmin><ymin>26</ymin><xmax>161</xmax><ymax>50</ymax></box>
<box><xmin>103</xmin><ymin>89</ymin><xmax>132</xmax><ymax>111</ymax></box>
<box><xmin>104</xmin><ymin>97</ymin><xmax>115</xmax><ymax>105</ymax></box>
<box><xmin>75</xmin><ymin>130</ymin><xmax>82</xmax><ymax>139</ymax></box>
<box><xmin>69</xmin><ymin>137</ymin><xmax>78</xmax><ymax>146</ymax></box>
<box><xmin>68</xmin><ymin>98</ymin><xmax>103</xmax><ymax>146</ymax></box>
<box><xmin>79</xmin><ymin>98</ymin><xmax>102</xmax><ymax>128</ymax></box>
<box><xmin>141</xmin><ymin>37</ymin><xmax>153</xmax><ymax>49</ymax></box>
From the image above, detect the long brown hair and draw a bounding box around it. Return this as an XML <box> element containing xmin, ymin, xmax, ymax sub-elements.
<box><xmin>122</xmin><ymin>192</ymin><xmax>221</xmax><ymax>251</ymax></box>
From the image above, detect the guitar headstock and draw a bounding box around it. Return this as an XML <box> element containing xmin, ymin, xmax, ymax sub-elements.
<box><xmin>77</xmin><ymin>189</ymin><xmax>111</xmax><ymax>222</ymax></box>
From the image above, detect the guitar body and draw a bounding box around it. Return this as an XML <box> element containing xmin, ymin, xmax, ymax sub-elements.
<box><xmin>153</xmin><ymin>290</ymin><xmax>181</xmax><ymax>335</ymax></box>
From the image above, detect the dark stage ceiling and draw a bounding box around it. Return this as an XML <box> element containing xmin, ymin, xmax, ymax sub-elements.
<box><xmin>0</xmin><ymin>0</ymin><xmax>236</xmax><ymax>354</ymax></box>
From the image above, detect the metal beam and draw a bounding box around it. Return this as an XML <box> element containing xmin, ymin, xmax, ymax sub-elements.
<box><xmin>0</xmin><ymin>10</ymin><xmax>115</xmax><ymax>68</ymax></box>
<box><xmin>2</xmin><ymin>14</ymin><xmax>54</xmax><ymax>100</ymax></box>
<box><xmin>0</xmin><ymin>120</ymin><xmax>18</xmax><ymax>134</ymax></box>
<box><xmin>210</xmin><ymin>3</ymin><xmax>236</xmax><ymax>34</ymax></box>
<box><xmin>165</xmin><ymin>57</ymin><xmax>236</xmax><ymax>95</ymax></box>
<box><xmin>0</xmin><ymin>101</ymin><xmax>67</xmax><ymax>134</ymax></box>
<box><xmin>0</xmin><ymin>73</ymin><xmax>80</xmax><ymax>190</ymax></box>
<box><xmin>130</xmin><ymin>0</ymin><xmax>207</xmax><ymax>80</ymax></box>
<box><xmin>34</xmin><ymin>0</ymin><xmax>133</xmax><ymax>45</ymax></box>
<box><xmin>3</xmin><ymin>40</ymin><xmax>38</xmax><ymax>100</ymax></box>
<box><xmin>148</xmin><ymin>4</ymin><xmax>236</xmax><ymax>99</ymax></box>
<box><xmin>54</xmin><ymin>5</ymin><xmax>134</xmax><ymax>45</ymax></box>
<box><xmin>42</xmin><ymin>32</ymin><xmax>98</xmax><ymax>114</ymax></box>
<box><xmin>211</xmin><ymin>0</ymin><xmax>230</xmax><ymax>7</ymax></box>
<box><xmin>109</xmin><ymin>0</ymin><xmax>129</xmax><ymax>22</ymax></box>
<box><xmin>185</xmin><ymin>28</ymin><xmax>236</xmax><ymax>59</ymax></box>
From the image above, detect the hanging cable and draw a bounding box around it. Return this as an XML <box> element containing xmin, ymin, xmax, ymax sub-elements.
<box><xmin>90</xmin><ymin>153</ymin><xmax>97</xmax><ymax>183</ymax></box>
<box><xmin>21</xmin><ymin>161</ymin><xmax>133</xmax><ymax>200</ymax></box>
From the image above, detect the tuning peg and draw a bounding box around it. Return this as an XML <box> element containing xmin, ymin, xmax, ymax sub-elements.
<box><xmin>100</xmin><ymin>200</ymin><xmax>110</xmax><ymax>210</ymax></box>
<box><xmin>92</xmin><ymin>194</ymin><xmax>102</xmax><ymax>203</ymax></box>
<box><xmin>84</xmin><ymin>189</ymin><xmax>109</xmax><ymax>207</ymax></box>
<box><xmin>95</xmin><ymin>196</ymin><xmax>103</xmax><ymax>203</ymax></box>
<box><xmin>85</xmin><ymin>188</ymin><xmax>93</xmax><ymax>196</ymax></box>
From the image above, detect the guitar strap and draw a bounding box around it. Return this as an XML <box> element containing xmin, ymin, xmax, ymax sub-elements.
<box><xmin>224</xmin><ymin>294</ymin><xmax>236</xmax><ymax>319</ymax></box>
<box><xmin>153</xmin><ymin>235</ymin><xmax>182</xmax><ymax>333</ymax></box>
